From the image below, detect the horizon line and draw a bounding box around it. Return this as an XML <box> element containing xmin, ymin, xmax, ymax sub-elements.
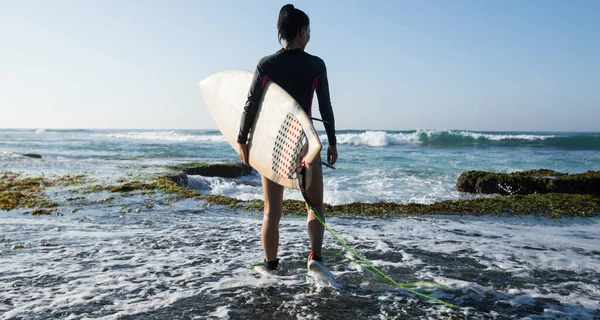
<box><xmin>0</xmin><ymin>127</ymin><xmax>599</xmax><ymax>134</ymax></box>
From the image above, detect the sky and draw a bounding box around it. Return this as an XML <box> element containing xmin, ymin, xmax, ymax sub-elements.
<box><xmin>1</xmin><ymin>0</ymin><xmax>599</xmax><ymax>131</ymax></box>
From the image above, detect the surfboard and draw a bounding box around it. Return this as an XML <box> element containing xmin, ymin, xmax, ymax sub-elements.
<box><xmin>199</xmin><ymin>70</ymin><xmax>322</xmax><ymax>189</ymax></box>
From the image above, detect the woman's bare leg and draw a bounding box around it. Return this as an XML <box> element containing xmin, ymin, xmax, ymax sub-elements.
<box><xmin>305</xmin><ymin>162</ymin><xmax>325</xmax><ymax>260</ymax></box>
<box><xmin>261</xmin><ymin>175</ymin><xmax>284</xmax><ymax>262</ymax></box>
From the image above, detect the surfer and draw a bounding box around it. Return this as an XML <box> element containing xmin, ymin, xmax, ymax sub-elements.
<box><xmin>237</xmin><ymin>4</ymin><xmax>338</xmax><ymax>272</ymax></box>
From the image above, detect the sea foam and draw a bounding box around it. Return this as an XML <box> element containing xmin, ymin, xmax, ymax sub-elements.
<box><xmin>96</xmin><ymin>131</ymin><xmax>226</xmax><ymax>142</ymax></box>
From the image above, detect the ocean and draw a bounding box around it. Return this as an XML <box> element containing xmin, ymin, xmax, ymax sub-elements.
<box><xmin>1</xmin><ymin>129</ymin><xmax>599</xmax><ymax>319</ymax></box>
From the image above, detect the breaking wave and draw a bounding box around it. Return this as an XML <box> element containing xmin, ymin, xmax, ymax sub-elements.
<box><xmin>320</xmin><ymin>130</ymin><xmax>600</xmax><ymax>150</ymax></box>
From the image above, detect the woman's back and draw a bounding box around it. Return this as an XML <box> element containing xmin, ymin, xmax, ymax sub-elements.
<box><xmin>256</xmin><ymin>48</ymin><xmax>326</xmax><ymax>115</ymax></box>
<box><xmin>238</xmin><ymin>48</ymin><xmax>335</xmax><ymax>146</ymax></box>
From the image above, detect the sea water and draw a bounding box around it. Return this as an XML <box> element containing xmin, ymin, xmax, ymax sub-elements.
<box><xmin>1</xmin><ymin>129</ymin><xmax>599</xmax><ymax>319</ymax></box>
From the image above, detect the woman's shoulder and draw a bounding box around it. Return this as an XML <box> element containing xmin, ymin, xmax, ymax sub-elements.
<box><xmin>304</xmin><ymin>51</ymin><xmax>325</xmax><ymax>64</ymax></box>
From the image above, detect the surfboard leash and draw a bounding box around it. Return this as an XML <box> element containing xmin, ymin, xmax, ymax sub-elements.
<box><xmin>296</xmin><ymin>163</ymin><xmax>459</xmax><ymax>309</ymax></box>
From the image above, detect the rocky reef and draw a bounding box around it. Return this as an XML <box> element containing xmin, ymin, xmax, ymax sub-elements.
<box><xmin>0</xmin><ymin>172</ymin><xmax>88</xmax><ymax>211</ymax></box>
<box><xmin>168</xmin><ymin>162</ymin><xmax>254</xmax><ymax>178</ymax></box>
<box><xmin>456</xmin><ymin>169</ymin><xmax>600</xmax><ymax>196</ymax></box>
<box><xmin>3</xmin><ymin>164</ymin><xmax>599</xmax><ymax>218</ymax></box>
<box><xmin>164</xmin><ymin>162</ymin><xmax>255</xmax><ymax>187</ymax></box>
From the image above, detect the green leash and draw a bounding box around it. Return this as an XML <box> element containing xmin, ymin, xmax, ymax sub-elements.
<box><xmin>309</xmin><ymin>205</ymin><xmax>457</xmax><ymax>308</ymax></box>
<box><xmin>298</xmin><ymin>164</ymin><xmax>458</xmax><ymax>308</ymax></box>
<box><xmin>247</xmin><ymin>261</ymin><xmax>265</xmax><ymax>269</ymax></box>
<box><xmin>322</xmin><ymin>248</ymin><xmax>450</xmax><ymax>289</ymax></box>
<box><xmin>247</xmin><ymin>164</ymin><xmax>459</xmax><ymax>309</ymax></box>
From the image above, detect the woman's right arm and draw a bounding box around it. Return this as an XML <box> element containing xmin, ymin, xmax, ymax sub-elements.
<box><xmin>316</xmin><ymin>60</ymin><xmax>336</xmax><ymax>147</ymax></box>
<box><xmin>316</xmin><ymin>60</ymin><xmax>338</xmax><ymax>165</ymax></box>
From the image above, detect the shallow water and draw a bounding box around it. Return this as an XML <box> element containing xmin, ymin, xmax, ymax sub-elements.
<box><xmin>1</xmin><ymin>129</ymin><xmax>600</xmax><ymax>319</ymax></box>
<box><xmin>2</xmin><ymin>197</ymin><xmax>599</xmax><ymax>319</ymax></box>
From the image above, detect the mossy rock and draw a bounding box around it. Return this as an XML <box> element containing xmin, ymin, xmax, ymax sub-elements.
<box><xmin>455</xmin><ymin>171</ymin><xmax>488</xmax><ymax>193</ymax></box>
<box><xmin>194</xmin><ymin>192</ymin><xmax>599</xmax><ymax>218</ymax></box>
<box><xmin>166</xmin><ymin>172</ymin><xmax>188</xmax><ymax>188</ymax></box>
<box><xmin>457</xmin><ymin>169</ymin><xmax>600</xmax><ymax>196</ymax></box>
<box><xmin>89</xmin><ymin>176</ymin><xmax>199</xmax><ymax>200</ymax></box>
<box><xmin>0</xmin><ymin>172</ymin><xmax>58</xmax><ymax>211</ymax></box>
<box><xmin>169</xmin><ymin>162</ymin><xmax>254</xmax><ymax>178</ymax></box>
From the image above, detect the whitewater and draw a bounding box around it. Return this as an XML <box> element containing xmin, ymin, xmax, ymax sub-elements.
<box><xmin>1</xmin><ymin>129</ymin><xmax>599</xmax><ymax>319</ymax></box>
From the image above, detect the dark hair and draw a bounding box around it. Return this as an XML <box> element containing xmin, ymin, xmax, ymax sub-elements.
<box><xmin>277</xmin><ymin>4</ymin><xmax>309</xmax><ymax>44</ymax></box>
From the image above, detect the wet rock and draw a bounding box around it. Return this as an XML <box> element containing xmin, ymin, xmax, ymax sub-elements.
<box><xmin>41</xmin><ymin>242</ymin><xmax>63</xmax><ymax>247</ymax></box>
<box><xmin>25</xmin><ymin>208</ymin><xmax>56</xmax><ymax>215</ymax></box>
<box><xmin>21</xmin><ymin>153</ymin><xmax>42</xmax><ymax>159</ymax></box>
<box><xmin>171</xmin><ymin>162</ymin><xmax>254</xmax><ymax>178</ymax></box>
<box><xmin>455</xmin><ymin>171</ymin><xmax>488</xmax><ymax>193</ymax></box>
<box><xmin>167</xmin><ymin>172</ymin><xmax>188</xmax><ymax>188</ymax></box>
<box><xmin>456</xmin><ymin>169</ymin><xmax>600</xmax><ymax>196</ymax></box>
<box><xmin>109</xmin><ymin>183</ymin><xmax>139</xmax><ymax>193</ymax></box>
<box><xmin>196</xmin><ymin>192</ymin><xmax>600</xmax><ymax>218</ymax></box>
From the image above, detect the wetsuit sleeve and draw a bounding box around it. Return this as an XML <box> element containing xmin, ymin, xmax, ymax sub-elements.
<box><xmin>237</xmin><ymin>62</ymin><xmax>266</xmax><ymax>144</ymax></box>
<box><xmin>316</xmin><ymin>62</ymin><xmax>337</xmax><ymax>146</ymax></box>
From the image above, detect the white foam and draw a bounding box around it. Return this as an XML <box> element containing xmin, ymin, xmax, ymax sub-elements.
<box><xmin>319</xmin><ymin>130</ymin><xmax>555</xmax><ymax>147</ymax></box>
<box><xmin>321</xmin><ymin>130</ymin><xmax>422</xmax><ymax>147</ymax></box>
<box><xmin>457</xmin><ymin>131</ymin><xmax>553</xmax><ymax>141</ymax></box>
<box><xmin>206</xmin><ymin>305</ymin><xmax>230</xmax><ymax>318</ymax></box>
<box><xmin>94</xmin><ymin>131</ymin><xmax>226</xmax><ymax>142</ymax></box>
<box><xmin>0</xmin><ymin>151</ymin><xmax>21</xmax><ymax>157</ymax></box>
<box><xmin>1</xmin><ymin>212</ymin><xmax>599</xmax><ymax>319</ymax></box>
<box><xmin>187</xmin><ymin>175</ymin><xmax>264</xmax><ymax>201</ymax></box>
<box><xmin>187</xmin><ymin>172</ymin><xmax>437</xmax><ymax>206</ymax></box>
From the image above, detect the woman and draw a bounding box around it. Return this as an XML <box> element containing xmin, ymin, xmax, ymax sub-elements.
<box><xmin>237</xmin><ymin>4</ymin><xmax>338</xmax><ymax>271</ymax></box>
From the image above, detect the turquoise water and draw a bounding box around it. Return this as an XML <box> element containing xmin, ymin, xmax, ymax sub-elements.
<box><xmin>1</xmin><ymin>129</ymin><xmax>599</xmax><ymax>319</ymax></box>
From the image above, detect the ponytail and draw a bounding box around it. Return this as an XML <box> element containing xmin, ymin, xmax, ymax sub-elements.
<box><xmin>277</xmin><ymin>4</ymin><xmax>310</xmax><ymax>44</ymax></box>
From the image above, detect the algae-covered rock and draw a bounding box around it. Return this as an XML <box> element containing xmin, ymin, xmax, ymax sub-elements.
<box><xmin>455</xmin><ymin>171</ymin><xmax>488</xmax><ymax>193</ymax></box>
<box><xmin>167</xmin><ymin>172</ymin><xmax>188</xmax><ymax>188</ymax></box>
<box><xmin>0</xmin><ymin>172</ymin><xmax>57</xmax><ymax>211</ymax></box>
<box><xmin>1</xmin><ymin>172</ymin><xmax>92</xmax><ymax>212</ymax></box>
<box><xmin>550</xmin><ymin>171</ymin><xmax>600</xmax><ymax>195</ymax></box>
<box><xmin>193</xmin><ymin>192</ymin><xmax>599</xmax><ymax>218</ymax></box>
<box><xmin>170</xmin><ymin>162</ymin><xmax>254</xmax><ymax>178</ymax></box>
<box><xmin>456</xmin><ymin>169</ymin><xmax>600</xmax><ymax>196</ymax></box>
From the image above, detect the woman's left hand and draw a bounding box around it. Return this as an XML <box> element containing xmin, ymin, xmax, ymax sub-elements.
<box><xmin>327</xmin><ymin>145</ymin><xmax>337</xmax><ymax>165</ymax></box>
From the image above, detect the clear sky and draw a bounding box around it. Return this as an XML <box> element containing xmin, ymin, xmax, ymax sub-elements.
<box><xmin>1</xmin><ymin>0</ymin><xmax>599</xmax><ymax>131</ymax></box>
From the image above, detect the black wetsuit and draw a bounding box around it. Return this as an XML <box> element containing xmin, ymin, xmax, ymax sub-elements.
<box><xmin>237</xmin><ymin>48</ymin><xmax>337</xmax><ymax>146</ymax></box>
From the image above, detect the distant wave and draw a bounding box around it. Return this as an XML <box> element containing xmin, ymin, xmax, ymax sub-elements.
<box><xmin>96</xmin><ymin>131</ymin><xmax>226</xmax><ymax>142</ymax></box>
<box><xmin>0</xmin><ymin>151</ymin><xmax>20</xmax><ymax>157</ymax></box>
<box><xmin>320</xmin><ymin>130</ymin><xmax>600</xmax><ymax>150</ymax></box>
<box><xmin>0</xmin><ymin>129</ymin><xmax>92</xmax><ymax>134</ymax></box>
<box><xmin>42</xmin><ymin>129</ymin><xmax>96</xmax><ymax>133</ymax></box>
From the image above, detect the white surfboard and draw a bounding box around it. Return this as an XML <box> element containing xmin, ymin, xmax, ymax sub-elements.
<box><xmin>199</xmin><ymin>70</ymin><xmax>322</xmax><ymax>189</ymax></box>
